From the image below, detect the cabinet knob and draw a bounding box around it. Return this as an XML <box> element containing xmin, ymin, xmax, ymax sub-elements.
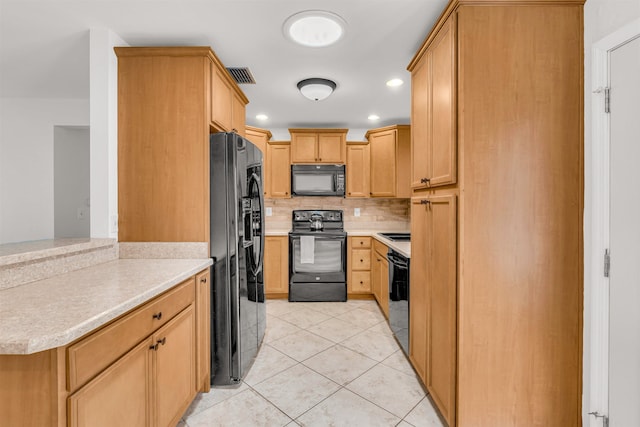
<box><xmin>149</xmin><ymin>343</ymin><xmax>159</xmax><ymax>351</ymax></box>
<box><xmin>360</xmin><ymin>241</ymin><xmax>363</xmax><ymax>245</ymax></box>
<box><xmin>420</xmin><ymin>199</ymin><xmax>430</xmax><ymax>205</ymax></box>
<box><xmin>200</xmin><ymin>277</ymin><xmax>207</xmax><ymax>284</ymax></box>
<box><xmin>157</xmin><ymin>337</ymin><xmax>166</xmax><ymax>346</ymax></box>
<box><xmin>420</xmin><ymin>177</ymin><xmax>430</xmax><ymax>184</ymax></box>
<box><xmin>152</xmin><ymin>312</ymin><xmax>162</xmax><ymax>320</ymax></box>
<box><xmin>360</xmin><ymin>259</ymin><xmax>364</xmax><ymax>262</ymax></box>
<box><xmin>319</xmin><ymin>158</ymin><xmax>322</xmax><ymax>161</ymax></box>
<box><xmin>360</xmin><ymin>281</ymin><xmax>363</xmax><ymax>284</ymax></box>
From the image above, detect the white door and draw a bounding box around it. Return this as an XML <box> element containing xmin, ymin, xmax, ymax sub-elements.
<box><xmin>609</xmin><ymin>35</ymin><xmax>640</xmax><ymax>427</ymax></box>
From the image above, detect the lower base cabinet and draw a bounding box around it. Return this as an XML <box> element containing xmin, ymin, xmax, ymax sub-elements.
<box><xmin>265</xmin><ymin>236</ymin><xmax>289</xmax><ymax>298</ymax></box>
<box><xmin>0</xmin><ymin>269</ymin><xmax>209</xmax><ymax>427</ymax></box>
<box><xmin>372</xmin><ymin>240</ymin><xmax>389</xmax><ymax>318</ymax></box>
<box><xmin>70</xmin><ymin>300</ymin><xmax>197</xmax><ymax>427</ymax></box>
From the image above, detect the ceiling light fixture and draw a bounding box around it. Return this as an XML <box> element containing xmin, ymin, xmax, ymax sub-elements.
<box><xmin>297</xmin><ymin>78</ymin><xmax>336</xmax><ymax>101</ymax></box>
<box><xmin>283</xmin><ymin>10</ymin><xmax>346</xmax><ymax>47</ymax></box>
<box><xmin>386</xmin><ymin>78</ymin><xmax>404</xmax><ymax>87</ymax></box>
<box><xmin>368</xmin><ymin>114</ymin><xmax>380</xmax><ymax>121</ymax></box>
<box><xmin>256</xmin><ymin>114</ymin><xmax>268</xmax><ymax>121</ymax></box>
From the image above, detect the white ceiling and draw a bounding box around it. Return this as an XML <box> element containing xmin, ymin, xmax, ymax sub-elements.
<box><xmin>0</xmin><ymin>0</ymin><xmax>447</xmax><ymax>130</ymax></box>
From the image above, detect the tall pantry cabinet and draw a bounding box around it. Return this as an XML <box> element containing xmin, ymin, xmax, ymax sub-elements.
<box><xmin>408</xmin><ymin>1</ymin><xmax>584</xmax><ymax>426</ymax></box>
<box><xmin>116</xmin><ymin>46</ymin><xmax>248</xmax><ymax>243</ymax></box>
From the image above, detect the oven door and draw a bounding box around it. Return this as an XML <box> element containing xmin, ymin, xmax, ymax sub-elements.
<box><xmin>289</xmin><ymin>233</ymin><xmax>346</xmax><ymax>283</ymax></box>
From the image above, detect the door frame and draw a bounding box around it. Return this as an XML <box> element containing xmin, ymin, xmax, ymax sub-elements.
<box><xmin>588</xmin><ymin>17</ymin><xmax>640</xmax><ymax>425</ymax></box>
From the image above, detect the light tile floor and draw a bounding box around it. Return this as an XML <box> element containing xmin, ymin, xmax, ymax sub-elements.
<box><xmin>180</xmin><ymin>299</ymin><xmax>445</xmax><ymax>427</ymax></box>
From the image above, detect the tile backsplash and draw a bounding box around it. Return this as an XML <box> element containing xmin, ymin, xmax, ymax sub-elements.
<box><xmin>265</xmin><ymin>197</ymin><xmax>410</xmax><ymax>232</ymax></box>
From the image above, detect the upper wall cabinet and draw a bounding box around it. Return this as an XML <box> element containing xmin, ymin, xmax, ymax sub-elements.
<box><xmin>210</xmin><ymin>63</ymin><xmax>248</xmax><ymax>137</ymax></box>
<box><xmin>116</xmin><ymin>46</ymin><xmax>248</xmax><ymax>243</ymax></box>
<box><xmin>266</xmin><ymin>141</ymin><xmax>291</xmax><ymax>198</ymax></box>
<box><xmin>346</xmin><ymin>142</ymin><xmax>370</xmax><ymax>198</ymax></box>
<box><xmin>289</xmin><ymin>129</ymin><xmax>347</xmax><ymax>164</ymax></box>
<box><xmin>410</xmin><ymin>14</ymin><xmax>456</xmax><ymax>191</ymax></box>
<box><xmin>245</xmin><ymin>126</ymin><xmax>272</xmax><ymax>155</ymax></box>
<box><xmin>366</xmin><ymin>125</ymin><xmax>411</xmax><ymax>198</ymax></box>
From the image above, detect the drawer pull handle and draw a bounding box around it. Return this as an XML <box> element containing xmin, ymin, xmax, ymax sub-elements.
<box><xmin>157</xmin><ymin>337</ymin><xmax>166</xmax><ymax>346</ymax></box>
<box><xmin>153</xmin><ymin>312</ymin><xmax>163</xmax><ymax>320</ymax></box>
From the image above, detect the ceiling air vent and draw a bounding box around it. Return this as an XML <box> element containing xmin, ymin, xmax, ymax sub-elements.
<box><xmin>226</xmin><ymin>67</ymin><xmax>256</xmax><ymax>84</ymax></box>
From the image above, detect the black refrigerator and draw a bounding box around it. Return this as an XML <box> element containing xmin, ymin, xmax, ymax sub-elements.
<box><xmin>209</xmin><ymin>132</ymin><xmax>266</xmax><ymax>386</ymax></box>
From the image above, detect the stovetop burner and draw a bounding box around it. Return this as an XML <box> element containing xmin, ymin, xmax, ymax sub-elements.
<box><xmin>291</xmin><ymin>210</ymin><xmax>344</xmax><ymax>233</ymax></box>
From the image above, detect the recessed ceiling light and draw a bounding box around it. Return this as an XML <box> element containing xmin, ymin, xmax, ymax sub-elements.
<box><xmin>256</xmin><ymin>114</ymin><xmax>268</xmax><ymax>121</ymax></box>
<box><xmin>283</xmin><ymin>10</ymin><xmax>346</xmax><ymax>47</ymax></box>
<box><xmin>386</xmin><ymin>78</ymin><xmax>404</xmax><ymax>87</ymax></box>
<box><xmin>368</xmin><ymin>114</ymin><xmax>380</xmax><ymax>121</ymax></box>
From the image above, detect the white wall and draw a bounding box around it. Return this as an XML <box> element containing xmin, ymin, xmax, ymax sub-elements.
<box><xmin>583</xmin><ymin>0</ymin><xmax>640</xmax><ymax>424</ymax></box>
<box><xmin>89</xmin><ymin>28</ymin><xmax>128</xmax><ymax>239</ymax></box>
<box><xmin>54</xmin><ymin>126</ymin><xmax>90</xmax><ymax>238</ymax></box>
<box><xmin>0</xmin><ymin>98</ymin><xmax>89</xmax><ymax>244</ymax></box>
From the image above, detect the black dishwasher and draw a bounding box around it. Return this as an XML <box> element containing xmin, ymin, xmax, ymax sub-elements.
<box><xmin>388</xmin><ymin>249</ymin><xmax>410</xmax><ymax>356</ymax></box>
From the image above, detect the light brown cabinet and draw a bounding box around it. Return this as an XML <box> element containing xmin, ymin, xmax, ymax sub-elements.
<box><xmin>347</xmin><ymin>237</ymin><xmax>372</xmax><ymax>295</ymax></box>
<box><xmin>0</xmin><ymin>270</ymin><xmax>209</xmax><ymax>427</ymax></box>
<box><xmin>372</xmin><ymin>239</ymin><xmax>389</xmax><ymax>318</ymax></box>
<box><xmin>407</xmin><ymin>1</ymin><xmax>584</xmax><ymax>425</ymax></box>
<box><xmin>116</xmin><ymin>46</ymin><xmax>247</xmax><ymax>243</ymax></box>
<box><xmin>366</xmin><ymin>125</ymin><xmax>411</xmax><ymax>198</ymax></box>
<box><xmin>265</xmin><ymin>236</ymin><xmax>289</xmax><ymax>298</ymax></box>
<box><xmin>411</xmin><ymin>15</ymin><xmax>456</xmax><ymax>191</ymax></box>
<box><xmin>245</xmin><ymin>126</ymin><xmax>273</xmax><ymax>197</ymax></box>
<box><xmin>210</xmin><ymin>63</ymin><xmax>248</xmax><ymax>137</ymax></box>
<box><xmin>410</xmin><ymin>195</ymin><xmax>457</xmax><ymax>426</ymax></box>
<box><xmin>289</xmin><ymin>129</ymin><xmax>347</xmax><ymax>164</ymax></box>
<box><xmin>346</xmin><ymin>143</ymin><xmax>370</xmax><ymax>198</ymax></box>
<box><xmin>266</xmin><ymin>141</ymin><xmax>291</xmax><ymax>198</ymax></box>
<box><xmin>195</xmin><ymin>270</ymin><xmax>211</xmax><ymax>392</ymax></box>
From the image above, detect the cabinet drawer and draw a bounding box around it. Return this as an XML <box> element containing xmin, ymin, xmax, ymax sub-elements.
<box><xmin>68</xmin><ymin>278</ymin><xmax>195</xmax><ymax>392</ymax></box>
<box><xmin>373</xmin><ymin>240</ymin><xmax>389</xmax><ymax>259</ymax></box>
<box><xmin>351</xmin><ymin>249</ymin><xmax>371</xmax><ymax>271</ymax></box>
<box><xmin>351</xmin><ymin>271</ymin><xmax>371</xmax><ymax>293</ymax></box>
<box><xmin>351</xmin><ymin>237</ymin><xmax>371</xmax><ymax>249</ymax></box>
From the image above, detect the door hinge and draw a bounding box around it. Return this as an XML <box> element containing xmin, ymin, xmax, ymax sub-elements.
<box><xmin>604</xmin><ymin>249</ymin><xmax>610</xmax><ymax>278</ymax></box>
<box><xmin>604</xmin><ymin>87</ymin><xmax>611</xmax><ymax>113</ymax></box>
<box><xmin>589</xmin><ymin>411</ymin><xmax>609</xmax><ymax>427</ymax></box>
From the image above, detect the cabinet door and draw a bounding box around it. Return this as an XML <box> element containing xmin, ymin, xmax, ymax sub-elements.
<box><xmin>379</xmin><ymin>257</ymin><xmax>389</xmax><ymax>318</ymax></box>
<box><xmin>429</xmin><ymin>15</ymin><xmax>457</xmax><ymax>187</ymax></box>
<box><xmin>265</xmin><ymin>236</ymin><xmax>289</xmax><ymax>296</ymax></box>
<box><xmin>409</xmin><ymin>198</ymin><xmax>428</xmax><ymax>382</ymax></box>
<box><xmin>231</xmin><ymin>91</ymin><xmax>246</xmax><ymax>137</ymax></box>
<box><xmin>245</xmin><ymin>128</ymin><xmax>269</xmax><ymax>155</ymax></box>
<box><xmin>212</xmin><ymin>66</ymin><xmax>232</xmax><ymax>131</ymax></box>
<box><xmin>291</xmin><ymin>134</ymin><xmax>317</xmax><ymax>163</ymax></box>
<box><xmin>346</xmin><ymin>144</ymin><xmax>370</xmax><ymax>198</ymax></box>
<box><xmin>268</xmin><ymin>143</ymin><xmax>291</xmax><ymax>198</ymax></box>
<box><xmin>369</xmin><ymin>130</ymin><xmax>397</xmax><ymax>197</ymax></box>
<box><xmin>153</xmin><ymin>306</ymin><xmax>196</xmax><ymax>427</ymax></box>
<box><xmin>350</xmin><ymin>271</ymin><xmax>371</xmax><ymax>293</ymax></box>
<box><xmin>411</xmin><ymin>53</ymin><xmax>430</xmax><ymax>190</ymax></box>
<box><xmin>426</xmin><ymin>194</ymin><xmax>457</xmax><ymax>426</ymax></box>
<box><xmin>68</xmin><ymin>338</ymin><xmax>152</xmax><ymax>427</ymax></box>
<box><xmin>195</xmin><ymin>270</ymin><xmax>211</xmax><ymax>392</ymax></box>
<box><xmin>317</xmin><ymin>133</ymin><xmax>344</xmax><ymax>163</ymax></box>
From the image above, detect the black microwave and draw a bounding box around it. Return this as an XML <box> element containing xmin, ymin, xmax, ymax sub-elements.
<box><xmin>291</xmin><ymin>164</ymin><xmax>346</xmax><ymax>197</ymax></box>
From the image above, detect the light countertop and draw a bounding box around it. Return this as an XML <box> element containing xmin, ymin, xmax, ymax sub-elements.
<box><xmin>0</xmin><ymin>258</ymin><xmax>212</xmax><ymax>355</ymax></box>
<box><xmin>265</xmin><ymin>229</ymin><xmax>410</xmax><ymax>258</ymax></box>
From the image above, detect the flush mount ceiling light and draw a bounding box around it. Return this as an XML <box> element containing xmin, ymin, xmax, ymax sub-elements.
<box><xmin>297</xmin><ymin>78</ymin><xmax>336</xmax><ymax>101</ymax></box>
<box><xmin>283</xmin><ymin>10</ymin><xmax>346</xmax><ymax>47</ymax></box>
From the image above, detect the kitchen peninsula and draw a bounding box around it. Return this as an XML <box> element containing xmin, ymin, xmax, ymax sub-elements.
<box><xmin>0</xmin><ymin>239</ymin><xmax>212</xmax><ymax>427</ymax></box>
